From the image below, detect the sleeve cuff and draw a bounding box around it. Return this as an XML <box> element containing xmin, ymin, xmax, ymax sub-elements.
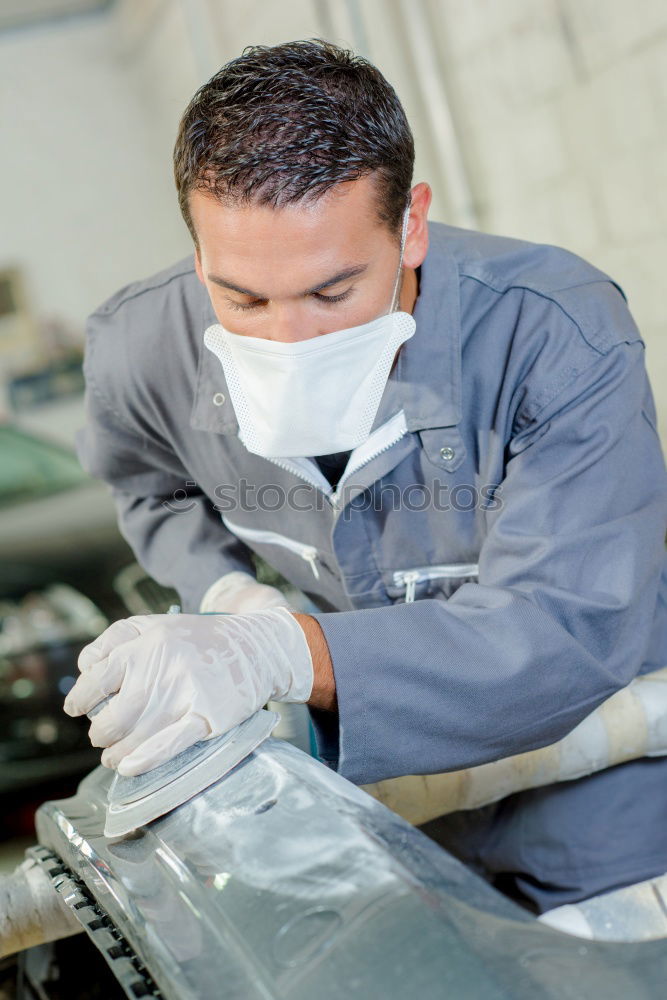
<box><xmin>306</xmin><ymin>705</ymin><xmax>340</xmax><ymax>771</ymax></box>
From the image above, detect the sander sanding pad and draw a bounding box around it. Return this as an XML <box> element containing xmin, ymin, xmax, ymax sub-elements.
<box><xmin>103</xmin><ymin>709</ymin><xmax>279</xmax><ymax>838</ymax></box>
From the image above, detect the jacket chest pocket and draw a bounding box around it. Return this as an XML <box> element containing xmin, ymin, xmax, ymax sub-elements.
<box><xmin>388</xmin><ymin>562</ymin><xmax>479</xmax><ymax>603</ymax></box>
<box><xmin>222</xmin><ymin>516</ymin><xmax>324</xmax><ymax>581</ymax></box>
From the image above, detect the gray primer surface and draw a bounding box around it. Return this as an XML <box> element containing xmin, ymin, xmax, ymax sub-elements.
<box><xmin>36</xmin><ymin>739</ymin><xmax>667</xmax><ymax>999</ymax></box>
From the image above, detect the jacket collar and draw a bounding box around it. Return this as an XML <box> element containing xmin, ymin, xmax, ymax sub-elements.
<box><xmin>190</xmin><ymin>221</ymin><xmax>462</xmax><ymax>436</ymax></box>
<box><xmin>190</xmin><ymin>294</ymin><xmax>239</xmax><ymax>434</ymax></box>
<box><xmin>372</xmin><ymin>222</ymin><xmax>462</xmax><ymax>432</ymax></box>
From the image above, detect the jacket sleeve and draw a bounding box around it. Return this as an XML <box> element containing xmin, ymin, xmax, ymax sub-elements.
<box><xmin>310</xmin><ymin>336</ymin><xmax>667</xmax><ymax>785</ymax></box>
<box><xmin>76</xmin><ymin>336</ymin><xmax>255</xmax><ymax>615</ymax></box>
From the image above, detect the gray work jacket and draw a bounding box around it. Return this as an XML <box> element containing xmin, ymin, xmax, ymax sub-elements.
<box><xmin>77</xmin><ymin>222</ymin><xmax>667</xmax><ymax>912</ymax></box>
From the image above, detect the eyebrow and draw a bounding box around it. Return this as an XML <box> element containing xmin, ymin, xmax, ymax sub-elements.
<box><xmin>206</xmin><ymin>263</ymin><xmax>369</xmax><ymax>299</ymax></box>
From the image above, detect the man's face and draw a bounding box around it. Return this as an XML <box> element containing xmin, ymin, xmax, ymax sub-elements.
<box><xmin>191</xmin><ymin>174</ymin><xmax>429</xmax><ymax>343</ymax></box>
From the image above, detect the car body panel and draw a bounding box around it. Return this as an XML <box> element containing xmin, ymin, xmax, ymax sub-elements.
<box><xmin>36</xmin><ymin>739</ymin><xmax>667</xmax><ymax>1000</ymax></box>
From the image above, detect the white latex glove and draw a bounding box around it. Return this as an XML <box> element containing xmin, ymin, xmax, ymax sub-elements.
<box><xmin>199</xmin><ymin>570</ymin><xmax>290</xmax><ymax>613</ymax></box>
<box><xmin>62</xmin><ymin>608</ymin><xmax>313</xmax><ymax>776</ymax></box>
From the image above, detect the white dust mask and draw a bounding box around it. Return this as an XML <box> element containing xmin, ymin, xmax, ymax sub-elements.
<box><xmin>203</xmin><ymin>204</ymin><xmax>415</xmax><ymax>459</ymax></box>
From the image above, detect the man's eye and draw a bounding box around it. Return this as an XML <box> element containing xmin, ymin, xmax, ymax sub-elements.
<box><xmin>226</xmin><ymin>288</ymin><xmax>353</xmax><ymax>311</ymax></box>
<box><xmin>227</xmin><ymin>299</ymin><xmax>265</xmax><ymax>312</ymax></box>
<box><xmin>312</xmin><ymin>289</ymin><xmax>353</xmax><ymax>305</ymax></box>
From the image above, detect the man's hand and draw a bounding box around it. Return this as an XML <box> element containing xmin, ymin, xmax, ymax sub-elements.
<box><xmin>199</xmin><ymin>570</ymin><xmax>291</xmax><ymax>613</ymax></box>
<box><xmin>62</xmin><ymin>609</ymin><xmax>315</xmax><ymax>776</ymax></box>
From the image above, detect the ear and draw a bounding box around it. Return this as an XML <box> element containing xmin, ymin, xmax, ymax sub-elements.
<box><xmin>403</xmin><ymin>182</ymin><xmax>432</xmax><ymax>270</ymax></box>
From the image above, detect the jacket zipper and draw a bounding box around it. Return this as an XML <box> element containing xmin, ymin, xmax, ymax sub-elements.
<box><xmin>393</xmin><ymin>563</ymin><xmax>479</xmax><ymax>603</ymax></box>
<box><xmin>225</xmin><ymin>412</ymin><xmax>410</xmax><ymax>582</ymax></box>
<box><xmin>222</xmin><ymin>517</ymin><xmax>320</xmax><ymax>579</ymax></box>
<box><xmin>264</xmin><ymin>410</ymin><xmax>409</xmax><ymax>513</ymax></box>
<box><xmin>332</xmin><ymin>410</ymin><xmax>408</xmax><ymax>506</ymax></box>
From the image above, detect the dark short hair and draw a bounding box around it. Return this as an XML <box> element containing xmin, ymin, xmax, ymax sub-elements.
<box><xmin>173</xmin><ymin>39</ymin><xmax>414</xmax><ymax>244</ymax></box>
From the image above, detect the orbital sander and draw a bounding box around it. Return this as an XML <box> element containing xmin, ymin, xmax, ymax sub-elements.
<box><xmin>87</xmin><ymin>607</ymin><xmax>280</xmax><ymax>839</ymax></box>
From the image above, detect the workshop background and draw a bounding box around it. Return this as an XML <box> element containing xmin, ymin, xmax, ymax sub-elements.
<box><xmin>0</xmin><ymin>0</ymin><xmax>666</xmax><ymax>869</ymax></box>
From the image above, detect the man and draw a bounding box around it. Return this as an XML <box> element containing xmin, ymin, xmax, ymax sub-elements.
<box><xmin>65</xmin><ymin>40</ymin><xmax>667</xmax><ymax>916</ymax></box>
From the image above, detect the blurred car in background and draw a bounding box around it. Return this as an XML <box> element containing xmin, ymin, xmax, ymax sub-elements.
<box><xmin>0</xmin><ymin>423</ymin><xmax>177</xmax><ymax>842</ymax></box>
<box><xmin>0</xmin><ymin>422</ymin><xmax>132</xmax><ymax>595</ymax></box>
<box><xmin>0</xmin><ymin>583</ymin><xmax>108</xmax><ymax>798</ymax></box>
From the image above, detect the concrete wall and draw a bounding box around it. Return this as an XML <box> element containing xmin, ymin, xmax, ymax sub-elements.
<box><xmin>421</xmin><ymin>0</ymin><xmax>667</xmax><ymax>445</ymax></box>
<box><xmin>0</xmin><ymin>9</ymin><xmax>192</xmax><ymax>332</ymax></box>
